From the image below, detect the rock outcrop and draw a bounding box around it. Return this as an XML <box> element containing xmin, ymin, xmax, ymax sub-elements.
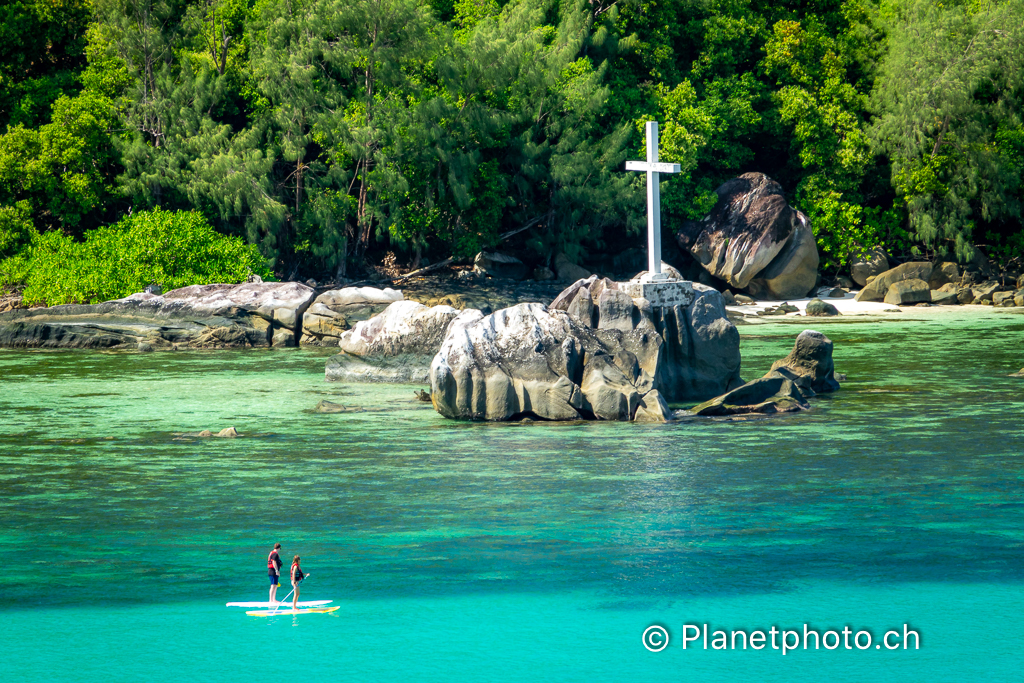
<box><xmin>854</xmin><ymin>262</ymin><xmax>933</xmax><ymax>302</ymax></box>
<box><xmin>806</xmin><ymin>298</ymin><xmax>840</xmax><ymax>316</ymax></box>
<box><xmin>0</xmin><ymin>282</ymin><xmax>316</xmax><ymax>349</ymax></box>
<box><xmin>325</xmin><ymin>301</ymin><xmax>481</xmax><ymax>383</ymax></box>
<box><xmin>691</xmin><ymin>330</ymin><xmax>839</xmax><ymax>416</ymax></box>
<box><xmin>554</xmin><ymin>252</ymin><xmax>592</xmax><ymax>282</ymax></box>
<box><xmin>676</xmin><ymin>173</ymin><xmax>819</xmax><ymax>299</ymax></box>
<box><xmin>429</xmin><ymin>277</ymin><xmax>742</xmax><ymax>422</ymax></box>
<box><xmin>473</xmin><ymin>251</ymin><xmax>528</xmax><ymax>280</ymax></box>
<box><xmin>884</xmin><ymin>279</ymin><xmax>931</xmax><ymax>305</ymax></box>
<box><xmin>300</xmin><ymin>287</ymin><xmax>403</xmax><ymax>346</ymax></box>
<box><xmin>850</xmin><ymin>247</ymin><xmax>889</xmax><ymax>287</ymax></box>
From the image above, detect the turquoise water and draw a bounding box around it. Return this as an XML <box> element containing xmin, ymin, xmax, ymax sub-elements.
<box><xmin>2</xmin><ymin>310</ymin><xmax>1024</xmax><ymax>681</ymax></box>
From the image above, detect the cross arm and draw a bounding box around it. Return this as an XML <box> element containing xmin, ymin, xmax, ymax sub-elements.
<box><xmin>625</xmin><ymin>161</ymin><xmax>682</xmax><ymax>173</ymax></box>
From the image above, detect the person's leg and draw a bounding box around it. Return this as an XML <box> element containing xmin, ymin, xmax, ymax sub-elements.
<box><xmin>292</xmin><ymin>581</ymin><xmax>299</xmax><ymax>610</ymax></box>
<box><xmin>270</xmin><ymin>574</ymin><xmax>278</xmax><ymax>603</ymax></box>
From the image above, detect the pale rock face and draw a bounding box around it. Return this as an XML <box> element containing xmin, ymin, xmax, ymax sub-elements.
<box><xmin>676</xmin><ymin>173</ymin><xmax>818</xmax><ymax>296</ymax></box>
<box><xmin>339</xmin><ymin>300</ymin><xmax>459</xmax><ymax>356</ymax></box>
<box><xmin>158</xmin><ymin>282</ymin><xmax>316</xmax><ymax>331</ymax></box>
<box><xmin>430</xmin><ymin>279</ymin><xmax>743</xmax><ymax>422</ymax></box>
<box><xmin>430</xmin><ymin>303</ymin><xmax>584</xmax><ymax>421</ymax></box>
<box><xmin>0</xmin><ymin>282</ymin><xmax>317</xmax><ymax>349</ymax></box>
<box><xmin>326</xmin><ymin>301</ymin><xmax>469</xmax><ymax>383</ymax></box>
<box><xmin>301</xmin><ymin>287</ymin><xmax>403</xmax><ymax>345</ymax></box>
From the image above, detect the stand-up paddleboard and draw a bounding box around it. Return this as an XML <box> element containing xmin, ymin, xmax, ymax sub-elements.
<box><xmin>246</xmin><ymin>606</ymin><xmax>340</xmax><ymax>616</ymax></box>
<box><xmin>227</xmin><ymin>600</ymin><xmax>332</xmax><ymax>608</ymax></box>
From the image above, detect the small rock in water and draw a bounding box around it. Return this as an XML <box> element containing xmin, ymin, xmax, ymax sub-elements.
<box><xmin>777</xmin><ymin>303</ymin><xmax>799</xmax><ymax>313</ymax></box>
<box><xmin>721</xmin><ymin>290</ymin><xmax>736</xmax><ymax>304</ymax></box>
<box><xmin>734</xmin><ymin>294</ymin><xmax>756</xmax><ymax>305</ymax></box>
<box><xmin>835</xmin><ymin>372</ymin><xmax>847</xmax><ymax>381</ymax></box>
<box><xmin>1009</xmin><ymin>368</ymin><xmax>1024</xmax><ymax>378</ymax></box>
<box><xmin>215</xmin><ymin>427</ymin><xmax>238</xmax><ymax>437</ymax></box>
<box><xmin>315</xmin><ymin>400</ymin><xmax>348</xmax><ymax>413</ymax></box>
<box><xmin>198</xmin><ymin>430</ymin><xmax>213</xmax><ymax>437</ymax></box>
<box><xmin>414</xmin><ymin>389</ymin><xmax>431</xmax><ymax>402</ymax></box>
<box><xmin>137</xmin><ymin>342</ymin><xmax>155</xmax><ymax>352</ymax></box>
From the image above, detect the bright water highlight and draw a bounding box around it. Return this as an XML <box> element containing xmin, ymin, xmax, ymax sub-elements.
<box><xmin>2</xmin><ymin>312</ymin><xmax>1023</xmax><ymax>681</ymax></box>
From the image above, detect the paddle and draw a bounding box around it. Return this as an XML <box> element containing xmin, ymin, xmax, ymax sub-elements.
<box><xmin>271</xmin><ymin>573</ymin><xmax>311</xmax><ymax>612</ymax></box>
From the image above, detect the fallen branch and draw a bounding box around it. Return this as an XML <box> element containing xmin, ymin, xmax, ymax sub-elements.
<box><xmin>324</xmin><ymin>214</ymin><xmax>548</xmax><ymax>290</ymax></box>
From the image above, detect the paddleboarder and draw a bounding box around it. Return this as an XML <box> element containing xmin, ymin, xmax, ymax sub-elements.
<box><xmin>268</xmin><ymin>543</ymin><xmax>283</xmax><ymax>604</ymax></box>
<box><xmin>290</xmin><ymin>555</ymin><xmax>308</xmax><ymax>610</ymax></box>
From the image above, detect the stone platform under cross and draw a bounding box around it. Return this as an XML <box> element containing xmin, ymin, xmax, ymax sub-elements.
<box><xmin>619</xmin><ymin>120</ymin><xmax>694</xmax><ymax>307</ymax></box>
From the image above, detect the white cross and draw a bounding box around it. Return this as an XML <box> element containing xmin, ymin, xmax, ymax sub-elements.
<box><xmin>625</xmin><ymin>121</ymin><xmax>681</xmax><ymax>281</ymax></box>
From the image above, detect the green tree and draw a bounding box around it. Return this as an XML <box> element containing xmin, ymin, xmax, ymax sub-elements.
<box><xmin>871</xmin><ymin>0</ymin><xmax>1024</xmax><ymax>261</ymax></box>
<box><xmin>0</xmin><ymin>0</ymin><xmax>92</xmax><ymax>130</ymax></box>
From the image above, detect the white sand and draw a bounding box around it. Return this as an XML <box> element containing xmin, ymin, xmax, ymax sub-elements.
<box><xmin>726</xmin><ymin>290</ymin><xmax>1022</xmax><ymax>321</ymax></box>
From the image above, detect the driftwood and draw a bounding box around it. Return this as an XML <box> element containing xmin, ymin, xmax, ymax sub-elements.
<box><xmin>333</xmin><ymin>213</ymin><xmax>549</xmax><ymax>290</ymax></box>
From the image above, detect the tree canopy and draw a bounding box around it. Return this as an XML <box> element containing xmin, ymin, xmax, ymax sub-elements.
<box><xmin>1</xmin><ymin>0</ymin><xmax>1022</xmax><ymax>296</ymax></box>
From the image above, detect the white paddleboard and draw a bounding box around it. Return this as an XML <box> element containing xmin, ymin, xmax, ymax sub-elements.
<box><xmin>246</xmin><ymin>606</ymin><xmax>340</xmax><ymax>616</ymax></box>
<box><xmin>226</xmin><ymin>600</ymin><xmax>332</xmax><ymax>608</ymax></box>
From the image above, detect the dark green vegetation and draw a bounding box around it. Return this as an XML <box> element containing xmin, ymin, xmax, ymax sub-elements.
<box><xmin>1</xmin><ymin>0</ymin><xmax>1022</xmax><ymax>304</ymax></box>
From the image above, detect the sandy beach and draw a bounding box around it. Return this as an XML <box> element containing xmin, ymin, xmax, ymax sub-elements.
<box><xmin>728</xmin><ymin>290</ymin><xmax>1024</xmax><ymax>322</ymax></box>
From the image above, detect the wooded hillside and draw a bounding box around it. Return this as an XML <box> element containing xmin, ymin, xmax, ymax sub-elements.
<box><xmin>2</xmin><ymin>0</ymin><xmax>1022</xmax><ymax>302</ymax></box>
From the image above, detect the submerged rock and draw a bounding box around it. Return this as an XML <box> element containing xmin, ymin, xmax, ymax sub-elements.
<box><xmin>690</xmin><ymin>371</ymin><xmax>812</xmax><ymax>416</ymax></box>
<box><xmin>0</xmin><ymin>282</ymin><xmax>316</xmax><ymax>349</ymax></box>
<box><xmin>676</xmin><ymin>172</ymin><xmax>818</xmax><ymax>299</ymax></box>
<box><xmin>770</xmin><ymin>329</ymin><xmax>841</xmax><ymax>393</ymax></box>
<box><xmin>691</xmin><ymin>329</ymin><xmax>840</xmax><ymax>416</ymax></box>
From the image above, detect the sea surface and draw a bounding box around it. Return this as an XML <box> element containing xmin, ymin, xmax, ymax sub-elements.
<box><xmin>2</xmin><ymin>310</ymin><xmax>1023</xmax><ymax>682</ymax></box>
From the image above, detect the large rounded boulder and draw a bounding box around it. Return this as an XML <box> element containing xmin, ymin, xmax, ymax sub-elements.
<box><xmin>676</xmin><ymin>173</ymin><xmax>819</xmax><ymax>299</ymax></box>
<box><xmin>429</xmin><ymin>277</ymin><xmax>743</xmax><ymax>422</ymax></box>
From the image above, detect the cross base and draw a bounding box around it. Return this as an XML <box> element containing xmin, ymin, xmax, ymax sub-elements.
<box><xmin>639</xmin><ymin>271</ymin><xmax>672</xmax><ymax>283</ymax></box>
<box><xmin>619</xmin><ymin>279</ymin><xmax>694</xmax><ymax>308</ymax></box>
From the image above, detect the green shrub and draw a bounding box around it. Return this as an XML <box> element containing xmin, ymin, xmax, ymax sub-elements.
<box><xmin>0</xmin><ymin>201</ymin><xmax>38</xmax><ymax>260</ymax></box>
<box><xmin>20</xmin><ymin>208</ymin><xmax>273</xmax><ymax>306</ymax></box>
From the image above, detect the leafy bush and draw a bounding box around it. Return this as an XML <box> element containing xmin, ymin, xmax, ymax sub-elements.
<box><xmin>19</xmin><ymin>208</ymin><xmax>272</xmax><ymax>306</ymax></box>
<box><xmin>0</xmin><ymin>202</ymin><xmax>38</xmax><ymax>260</ymax></box>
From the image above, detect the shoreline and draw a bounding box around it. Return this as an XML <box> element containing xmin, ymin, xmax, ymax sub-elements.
<box><xmin>728</xmin><ymin>291</ymin><xmax>1024</xmax><ymax>323</ymax></box>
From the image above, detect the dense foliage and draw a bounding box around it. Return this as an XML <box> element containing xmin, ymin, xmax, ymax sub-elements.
<box><xmin>1</xmin><ymin>0</ymin><xmax>1021</xmax><ymax>290</ymax></box>
<box><xmin>10</xmin><ymin>208</ymin><xmax>271</xmax><ymax>305</ymax></box>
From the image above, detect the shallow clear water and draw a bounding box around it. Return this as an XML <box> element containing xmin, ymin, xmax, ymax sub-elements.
<box><xmin>2</xmin><ymin>310</ymin><xmax>1023</xmax><ymax>681</ymax></box>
